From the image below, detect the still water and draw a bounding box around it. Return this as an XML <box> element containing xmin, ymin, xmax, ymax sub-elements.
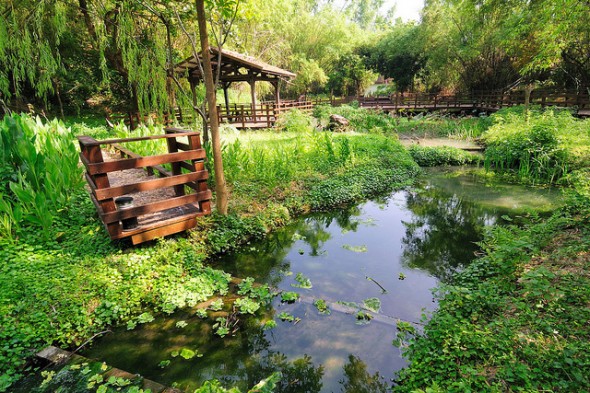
<box><xmin>83</xmin><ymin>168</ymin><xmax>562</xmax><ymax>392</ymax></box>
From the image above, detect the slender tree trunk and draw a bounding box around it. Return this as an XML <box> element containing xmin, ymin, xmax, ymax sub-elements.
<box><xmin>196</xmin><ymin>0</ymin><xmax>228</xmax><ymax>215</ymax></box>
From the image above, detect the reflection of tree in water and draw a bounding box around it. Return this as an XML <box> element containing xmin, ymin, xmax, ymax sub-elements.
<box><xmin>220</xmin><ymin>206</ymin><xmax>365</xmax><ymax>283</ymax></box>
<box><xmin>339</xmin><ymin>355</ymin><xmax>389</xmax><ymax>393</ymax></box>
<box><xmin>401</xmin><ymin>187</ymin><xmax>496</xmax><ymax>283</ymax></box>
<box><xmin>235</xmin><ymin>352</ymin><xmax>324</xmax><ymax>393</ymax></box>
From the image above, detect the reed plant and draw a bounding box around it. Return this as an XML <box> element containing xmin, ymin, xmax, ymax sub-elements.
<box><xmin>0</xmin><ymin>115</ymin><xmax>83</xmax><ymax>240</ymax></box>
<box><xmin>482</xmin><ymin>107</ymin><xmax>590</xmax><ymax>184</ymax></box>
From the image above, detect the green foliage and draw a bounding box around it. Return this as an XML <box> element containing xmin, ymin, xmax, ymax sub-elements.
<box><xmin>0</xmin><ymin>114</ymin><xmax>83</xmax><ymax>239</ymax></box>
<box><xmin>394</xmin><ymin>206</ymin><xmax>590</xmax><ymax>392</ymax></box>
<box><xmin>219</xmin><ymin>130</ymin><xmax>419</xmax><ymax>212</ymax></box>
<box><xmin>274</xmin><ymin>109</ymin><xmax>316</xmax><ymax>133</ymax></box>
<box><xmin>408</xmin><ymin>145</ymin><xmax>482</xmax><ymax>167</ymax></box>
<box><xmin>233</xmin><ymin>297</ymin><xmax>260</xmax><ymax>315</ymax></box>
<box><xmin>280</xmin><ymin>291</ymin><xmax>300</xmax><ymax>303</ymax></box>
<box><xmin>328</xmin><ymin>52</ymin><xmax>377</xmax><ymax>97</ymax></box>
<box><xmin>291</xmin><ymin>272</ymin><xmax>312</xmax><ymax>289</ymax></box>
<box><xmin>362</xmin><ymin>22</ymin><xmax>425</xmax><ymax>92</ymax></box>
<box><xmin>362</xmin><ymin>297</ymin><xmax>381</xmax><ymax>313</ymax></box>
<box><xmin>277</xmin><ymin>312</ymin><xmax>297</xmax><ymax>322</ymax></box>
<box><xmin>313</xmin><ymin>299</ymin><xmax>330</xmax><ymax>315</ymax></box>
<box><xmin>342</xmin><ymin>244</ymin><xmax>368</xmax><ymax>253</ymax></box>
<box><xmin>0</xmin><ymin>115</ymin><xmax>421</xmax><ymax>389</ymax></box>
<box><xmin>482</xmin><ymin>107</ymin><xmax>590</xmax><ymax>184</ymax></box>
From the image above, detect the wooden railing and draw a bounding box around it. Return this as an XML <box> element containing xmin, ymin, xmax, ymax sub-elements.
<box><xmin>359</xmin><ymin>91</ymin><xmax>590</xmax><ymax>114</ymax></box>
<box><xmin>217</xmin><ymin>100</ymin><xmax>316</xmax><ymax>128</ymax></box>
<box><xmin>78</xmin><ymin>127</ymin><xmax>211</xmax><ymax>244</ymax></box>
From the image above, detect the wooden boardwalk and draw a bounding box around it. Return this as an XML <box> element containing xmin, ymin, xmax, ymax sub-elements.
<box><xmin>214</xmin><ymin>90</ymin><xmax>589</xmax><ymax>129</ymax></box>
<box><xmin>108</xmin><ymin>90</ymin><xmax>590</xmax><ymax>131</ymax></box>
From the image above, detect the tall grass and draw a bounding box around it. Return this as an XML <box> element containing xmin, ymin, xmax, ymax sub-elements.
<box><xmin>313</xmin><ymin>104</ymin><xmax>491</xmax><ymax>138</ymax></box>
<box><xmin>213</xmin><ymin>129</ymin><xmax>418</xmax><ymax>211</ymax></box>
<box><xmin>0</xmin><ymin>115</ymin><xmax>83</xmax><ymax>240</ymax></box>
<box><xmin>482</xmin><ymin>107</ymin><xmax>590</xmax><ymax>184</ymax></box>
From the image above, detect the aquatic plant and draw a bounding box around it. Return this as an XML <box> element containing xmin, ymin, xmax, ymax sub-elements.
<box><xmin>280</xmin><ymin>291</ymin><xmax>300</xmax><ymax>303</ymax></box>
<box><xmin>408</xmin><ymin>145</ymin><xmax>482</xmax><ymax>166</ymax></box>
<box><xmin>291</xmin><ymin>273</ymin><xmax>313</xmax><ymax>289</ymax></box>
<box><xmin>313</xmin><ymin>299</ymin><xmax>331</xmax><ymax>315</ymax></box>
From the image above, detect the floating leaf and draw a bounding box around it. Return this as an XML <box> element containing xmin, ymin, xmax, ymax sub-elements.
<box><xmin>158</xmin><ymin>360</ymin><xmax>171</xmax><ymax>368</ymax></box>
<box><xmin>356</xmin><ymin>311</ymin><xmax>373</xmax><ymax>325</ymax></box>
<box><xmin>313</xmin><ymin>299</ymin><xmax>331</xmax><ymax>315</ymax></box>
<box><xmin>137</xmin><ymin>312</ymin><xmax>154</xmax><ymax>324</ymax></box>
<box><xmin>281</xmin><ymin>291</ymin><xmax>300</xmax><ymax>303</ymax></box>
<box><xmin>291</xmin><ymin>273</ymin><xmax>312</xmax><ymax>289</ymax></box>
<box><xmin>336</xmin><ymin>300</ymin><xmax>360</xmax><ymax>309</ymax></box>
<box><xmin>362</xmin><ymin>297</ymin><xmax>381</xmax><ymax>313</ymax></box>
<box><xmin>176</xmin><ymin>320</ymin><xmax>188</xmax><ymax>328</ymax></box>
<box><xmin>278</xmin><ymin>312</ymin><xmax>295</xmax><ymax>322</ymax></box>
<box><xmin>342</xmin><ymin>244</ymin><xmax>368</xmax><ymax>253</ymax></box>
<box><xmin>180</xmin><ymin>348</ymin><xmax>201</xmax><ymax>360</ymax></box>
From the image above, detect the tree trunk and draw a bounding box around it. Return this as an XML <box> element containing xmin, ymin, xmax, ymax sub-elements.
<box><xmin>196</xmin><ymin>0</ymin><xmax>228</xmax><ymax>215</ymax></box>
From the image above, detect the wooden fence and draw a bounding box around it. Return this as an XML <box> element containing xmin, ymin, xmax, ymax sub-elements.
<box><xmin>359</xmin><ymin>91</ymin><xmax>590</xmax><ymax>114</ymax></box>
<box><xmin>78</xmin><ymin>127</ymin><xmax>211</xmax><ymax>244</ymax></box>
<box><xmin>107</xmin><ymin>90</ymin><xmax>589</xmax><ymax>131</ymax></box>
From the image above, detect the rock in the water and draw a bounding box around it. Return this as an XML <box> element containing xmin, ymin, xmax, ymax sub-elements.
<box><xmin>328</xmin><ymin>114</ymin><xmax>349</xmax><ymax>131</ymax></box>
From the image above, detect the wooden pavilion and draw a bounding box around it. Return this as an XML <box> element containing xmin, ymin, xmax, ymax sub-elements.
<box><xmin>175</xmin><ymin>47</ymin><xmax>298</xmax><ymax>128</ymax></box>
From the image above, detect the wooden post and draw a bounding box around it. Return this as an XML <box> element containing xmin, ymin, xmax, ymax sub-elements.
<box><xmin>223</xmin><ymin>82</ymin><xmax>231</xmax><ymax>116</ymax></box>
<box><xmin>272</xmin><ymin>80</ymin><xmax>281</xmax><ymax>107</ymax></box>
<box><xmin>187</xmin><ymin>133</ymin><xmax>211</xmax><ymax>214</ymax></box>
<box><xmin>78</xmin><ymin>138</ymin><xmax>120</xmax><ymax>238</ymax></box>
<box><xmin>249</xmin><ymin>78</ymin><xmax>257</xmax><ymax>121</ymax></box>
<box><xmin>166</xmin><ymin>136</ymin><xmax>185</xmax><ymax>196</ymax></box>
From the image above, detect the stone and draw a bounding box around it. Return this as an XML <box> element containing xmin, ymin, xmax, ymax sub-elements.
<box><xmin>328</xmin><ymin>114</ymin><xmax>349</xmax><ymax>131</ymax></box>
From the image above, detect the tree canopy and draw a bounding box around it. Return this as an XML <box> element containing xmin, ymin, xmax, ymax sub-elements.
<box><xmin>0</xmin><ymin>0</ymin><xmax>588</xmax><ymax>115</ymax></box>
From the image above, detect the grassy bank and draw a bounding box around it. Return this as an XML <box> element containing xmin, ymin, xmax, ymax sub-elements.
<box><xmin>394</xmin><ymin>108</ymin><xmax>590</xmax><ymax>392</ymax></box>
<box><xmin>394</xmin><ymin>193</ymin><xmax>590</xmax><ymax>392</ymax></box>
<box><xmin>0</xmin><ymin>114</ymin><xmax>419</xmax><ymax>390</ymax></box>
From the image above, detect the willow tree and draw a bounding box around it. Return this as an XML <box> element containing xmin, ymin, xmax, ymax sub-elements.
<box><xmin>0</xmin><ymin>0</ymin><xmax>67</xmax><ymax>105</ymax></box>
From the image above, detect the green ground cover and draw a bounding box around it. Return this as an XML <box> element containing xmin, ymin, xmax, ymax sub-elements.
<box><xmin>393</xmin><ymin>107</ymin><xmax>590</xmax><ymax>392</ymax></box>
<box><xmin>1</xmin><ymin>106</ymin><xmax>589</xmax><ymax>392</ymax></box>
<box><xmin>0</xmin><ymin>111</ymin><xmax>419</xmax><ymax>391</ymax></box>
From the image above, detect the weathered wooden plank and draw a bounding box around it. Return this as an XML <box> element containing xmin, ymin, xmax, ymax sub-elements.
<box><xmin>79</xmin><ymin>132</ymin><xmax>200</xmax><ymax>147</ymax></box>
<box><xmin>131</xmin><ymin>216</ymin><xmax>197</xmax><ymax>245</ymax></box>
<box><xmin>101</xmin><ymin>190</ymin><xmax>212</xmax><ymax>223</ymax></box>
<box><xmin>94</xmin><ymin>171</ymin><xmax>209</xmax><ymax>200</ymax></box>
<box><xmin>86</xmin><ymin>150</ymin><xmax>206</xmax><ymax>175</ymax></box>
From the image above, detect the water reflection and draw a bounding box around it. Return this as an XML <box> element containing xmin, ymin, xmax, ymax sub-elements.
<box><xmin>81</xmin><ymin>168</ymin><xmax>562</xmax><ymax>392</ymax></box>
<box><xmin>340</xmin><ymin>355</ymin><xmax>389</xmax><ymax>393</ymax></box>
<box><xmin>401</xmin><ymin>186</ymin><xmax>495</xmax><ymax>283</ymax></box>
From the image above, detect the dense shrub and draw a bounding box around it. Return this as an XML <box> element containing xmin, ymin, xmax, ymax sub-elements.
<box><xmin>482</xmin><ymin>107</ymin><xmax>590</xmax><ymax>184</ymax></box>
<box><xmin>408</xmin><ymin>145</ymin><xmax>482</xmax><ymax>166</ymax></box>
<box><xmin>274</xmin><ymin>109</ymin><xmax>316</xmax><ymax>133</ymax></box>
<box><xmin>0</xmin><ymin>115</ymin><xmax>83</xmax><ymax>239</ymax></box>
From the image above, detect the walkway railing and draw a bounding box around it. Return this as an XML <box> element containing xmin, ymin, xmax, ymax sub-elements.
<box><xmin>108</xmin><ymin>90</ymin><xmax>589</xmax><ymax>131</ymax></box>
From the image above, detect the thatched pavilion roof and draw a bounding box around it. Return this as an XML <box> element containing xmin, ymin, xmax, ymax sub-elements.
<box><xmin>175</xmin><ymin>47</ymin><xmax>296</xmax><ymax>83</ymax></box>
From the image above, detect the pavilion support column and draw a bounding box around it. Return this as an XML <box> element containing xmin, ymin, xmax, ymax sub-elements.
<box><xmin>249</xmin><ymin>78</ymin><xmax>257</xmax><ymax>121</ymax></box>
<box><xmin>189</xmin><ymin>79</ymin><xmax>198</xmax><ymax>107</ymax></box>
<box><xmin>272</xmin><ymin>80</ymin><xmax>281</xmax><ymax>105</ymax></box>
<box><xmin>223</xmin><ymin>82</ymin><xmax>231</xmax><ymax>114</ymax></box>
<box><xmin>271</xmin><ymin>80</ymin><xmax>281</xmax><ymax>118</ymax></box>
<box><xmin>190</xmin><ymin>78</ymin><xmax>209</xmax><ymax>143</ymax></box>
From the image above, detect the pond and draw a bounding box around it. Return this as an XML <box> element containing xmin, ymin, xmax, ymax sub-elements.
<box><xmin>82</xmin><ymin>168</ymin><xmax>562</xmax><ymax>392</ymax></box>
